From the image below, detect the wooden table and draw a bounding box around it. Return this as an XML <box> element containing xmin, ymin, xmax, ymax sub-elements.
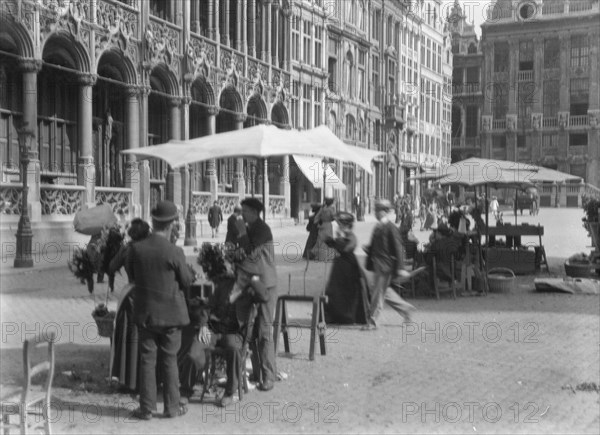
<box><xmin>486</xmin><ymin>224</ymin><xmax>548</xmax><ymax>272</ymax></box>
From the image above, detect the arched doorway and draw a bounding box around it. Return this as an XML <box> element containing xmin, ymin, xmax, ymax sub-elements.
<box><xmin>94</xmin><ymin>51</ymin><xmax>129</xmax><ymax>188</ymax></box>
<box><xmin>216</xmin><ymin>85</ymin><xmax>242</xmax><ymax>192</ymax></box>
<box><xmin>245</xmin><ymin>93</ymin><xmax>268</xmax><ymax>195</ymax></box>
<box><xmin>0</xmin><ymin>45</ymin><xmax>23</xmax><ymax>178</ymax></box>
<box><xmin>189</xmin><ymin>78</ymin><xmax>215</xmax><ymax>191</ymax></box>
<box><xmin>148</xmin><ymin>66</ymin><xmax>175</xmax><ymax>208</ymax></box>
<box><xmin>39</xmin><ymin>35</ymin><xmax>83</xmax><ymax>184</ymax></box>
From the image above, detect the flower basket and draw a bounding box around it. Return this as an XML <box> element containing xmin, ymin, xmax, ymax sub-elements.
<box><xmin>92</xmin><ymin>310</ymin><xmax>116</xmax><ymax>338</ymax></box>
<box><xmin>564</xmin><ymin>260</ymin><xmax>594</xmax><ymax>278</ymax></box>
<box><xmin>487</xmin><ymin>267</ymin><xmax>515</xmax><ymax>293</ymax></box>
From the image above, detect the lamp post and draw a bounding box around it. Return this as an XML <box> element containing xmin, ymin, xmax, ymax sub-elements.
<box><xmin>184</xmin><ymin>164</ymin><xmax>197</xmax><ymax>246</ymax></box>
<box><xmin>14</xmin><ymin>127</ymin><xmax>35</xmax><ymax>268</ymax></box>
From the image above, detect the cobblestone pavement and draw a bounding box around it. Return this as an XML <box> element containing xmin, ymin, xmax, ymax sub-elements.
<box><xmin>1</xmin><ymin>208</ymin><xmax>598</xmax><ymax>433</ymax></box>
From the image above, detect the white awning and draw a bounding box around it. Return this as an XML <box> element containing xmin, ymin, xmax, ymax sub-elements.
<box><xmin>292</xmin><ymin>155</ymin><xmax>347</xmax><ymax>191</ymax></box>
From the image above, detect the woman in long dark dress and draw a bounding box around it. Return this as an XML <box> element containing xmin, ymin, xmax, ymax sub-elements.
<box><xmin>302</xmin><ymin>203</ymin><xmax>321</xmax><ymax>260</ymax></box>
<box><xmin>108</xmin><ymin>218</ymin><xmax>150</xmax><ymax>393</ymax></box>
<box><xmin>323</xmin><ymin>212</ymin><xmax>370</xmax><ymax>324</ymax></box>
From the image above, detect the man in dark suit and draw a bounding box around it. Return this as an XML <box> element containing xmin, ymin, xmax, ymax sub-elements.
<box><xmin>233</xmin><ymin>197</ymin><xmax>278</xmax><ymax>392</ymax></box>
<box><xmin>225</xmin><ymin>205</ymin><xmax>242</xmax><ymax>245</ymax></box>
<box><xmin>208</xmin><ymin>201</ymin><xmax>223</xmax><ymax>238</ymax></box>
<box><xmin>128</xmin><ymin>200</ymin><xmax>193</xmax><ymax>420</ymax></box>
<box><xmin>362</xmin><ymin>199</ymin><xmax>415</xmax><ymax>330</ymax></box>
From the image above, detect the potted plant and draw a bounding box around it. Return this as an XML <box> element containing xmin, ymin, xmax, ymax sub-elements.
<box><xmin>582</xmin><ymin>195</ymin><xmax>600</xmax><ymax>250</ymax></box>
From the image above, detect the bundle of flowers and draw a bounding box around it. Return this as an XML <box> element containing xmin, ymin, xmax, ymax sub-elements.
<box><xmin>68</xmin><ymin>247</ymin><xmax>96</xmax><ymax>293</ymax></box>
<box><xmin>196</xmin><ymin>242</ymin><xmax>246</xmax><ymax>282</ymax></box>
<box><xmin>568</xmin><ymin>252</ymin><xmax>590</xmax><ymax>264</ymax></box>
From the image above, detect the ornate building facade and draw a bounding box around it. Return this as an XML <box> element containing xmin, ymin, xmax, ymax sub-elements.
<box><xmin>481</xmin><ymin>0</ymin><xmax>600</xmax><ymax>187</ymax></box>
<box><xmin>0</xmin><ymin>0</ymin><xmax>295</xmax><ymax>234</ymax></box>
<box><xmin>448</xmin><ymin>0</ymin><xmax>484</xmax><ymax>162</ymax></box>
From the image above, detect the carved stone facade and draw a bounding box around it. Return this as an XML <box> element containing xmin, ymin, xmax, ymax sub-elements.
<box><xmin>481</xmin><ymin>0</ymin><xmax>600</xmax><ymax>187</ymax></box>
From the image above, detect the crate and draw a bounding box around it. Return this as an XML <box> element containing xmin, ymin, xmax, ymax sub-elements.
<box><xmin>487</xmin><ymin>267</ymin><xmax>516</xmax><ymax>293</ymax></box>
<box><xmin>485</xmin><ymin>247</ymin><xmax>536</xmax><ymax>274</ymax></box>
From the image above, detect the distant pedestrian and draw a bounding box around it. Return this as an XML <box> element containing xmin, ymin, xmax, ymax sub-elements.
<box><xmin>208</xmin><ymin>201</ymin><xmax>223</xmax><ymax>238</ymax></box>
<box><xmin>362</xmin><ymin>199</ymin><xmax>415</xmax><ymax>330</ymax></box>
<box><xmin>302</xmin><ymin>203</ymin><xmax>322</xmax><ymax>260</ymax></box>
<box><xmin>490</xmin><ymin>196</ymin><xmax>500</xmax><ymax>220</ymax></box>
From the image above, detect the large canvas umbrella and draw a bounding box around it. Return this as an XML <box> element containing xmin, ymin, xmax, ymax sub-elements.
<box><xmin>122</xmin><ymin>124</ymin><xmax>384</xmax><ymax>207</ymax></box>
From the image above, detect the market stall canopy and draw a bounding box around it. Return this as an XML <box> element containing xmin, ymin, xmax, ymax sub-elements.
<box><xmin>122</xmin><ymin>124</ymin><xmax>383</xmax><ymax>174</ymax></box>
<box><xmin>291</xmin><ymin>155</ymin><xmax>346</xmax><ymax>191</ymax></box>
<box><xmin>528</xmin><ymin>167</ymin><xmax>583</xmax><ymax>184</ymax></box>
<box><xmin>301</xmin><ymin>126</ymin><xmax>385</xmax><ymax>174</ymax></box>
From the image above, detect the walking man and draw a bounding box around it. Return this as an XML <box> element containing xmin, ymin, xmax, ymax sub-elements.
<box><xmin>362</xmin><ymin>199</ymin><xmax>415</xmax><ymax>330</ymax></box>
<box><xmin>208</xmin><ymin>200</ymin><xmax>223</xmax><ymax>238</ymax></box>
<box><xmin>128</xmin><ymin>200</ymin><xmax>193</xmax><ymax>419</ymax></box>
<box><xmin>225</xmin><ymin>205</ymin><xmax>242</xmax><ymax>245</ymax></box>
<box><xmin>234</xmin><ymin>198</ymin><xmax>278</xmax><ymax>391</ymax></box>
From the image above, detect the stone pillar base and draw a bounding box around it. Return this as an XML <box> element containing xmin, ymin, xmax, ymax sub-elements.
<box><xmin>125</xmin><ymin>161</ymin><xmax>140</xmax><ymax>219</ymax></box>
<box><xmin>138</xmin><ymin>161</ymin><xmax>151</xmax><ymax>221</ymax></box>
<box><xmin>77</xmin><ymin>157</ymin><xmax>95</xmax><ymax>212</ymax></box>
<box><xmin>166</xmin><ymin>169</ymin><xmax>182</xmax><ymax>206</ymax></box>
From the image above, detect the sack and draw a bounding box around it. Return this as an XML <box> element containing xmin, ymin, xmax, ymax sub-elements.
<box><xmin>74</xmin><ymin>204</ymin><xmax>117</xmax><ymax>235</ymax></box>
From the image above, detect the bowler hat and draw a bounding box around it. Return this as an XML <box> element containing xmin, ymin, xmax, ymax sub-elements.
<box><xmin>151</xmin><ymin>200</ymin><xmax>178</xmax><ymax>222</ymax></box>
<box><xmin>375</xmin><ymin>199</ymin><xmax>392</xmax><ymax>211</ymax></box>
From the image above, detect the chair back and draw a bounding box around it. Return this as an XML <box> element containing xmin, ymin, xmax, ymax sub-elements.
<box><xmin>22</xmin><ymin>332</ymin><xmax>56</xmax><ymax>406</ymax></box>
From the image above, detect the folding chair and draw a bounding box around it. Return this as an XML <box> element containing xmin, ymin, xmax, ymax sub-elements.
<box><xmin>1</xmin><ymin>332</ymin><xmax>56</xmax><ymax>435</ymax></box>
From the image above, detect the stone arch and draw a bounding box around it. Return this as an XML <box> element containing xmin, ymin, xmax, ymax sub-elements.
<box><xmin>0</xmin><ymin>18</ymin><xmax>35</xmax><ymax>58</ymax></box>
<box><xmin>219</xmin><ymin>85</ymin><xmax>243</xmax><ymax>113</ymax></box>
<box><xmin>191</xmin><ymin>77</ymin><xmax>215</xmax><ymax>107</ymax></box>
<box><xmin>41</xmin><ymin>32</ymin><xmax>91</xmax><ymax>73</ymax></box>
<box><xmin>149</xmin><ymin>63</ymin><xmax>179</xmax><ymax>96</ymax></box>
<box><xmin>271</xmin><ymin>102</ymin><xmax>289</xmax><ymax>127</ymax></box>
<box><xmin>96</xmin><ymin>48</ymin><xmax>137</xmax><ymax>85</ymax></box>
<box><xmin>246</xmin><ymin>94</ymin><xmax>268</xmax><ymax>127</ymax></box>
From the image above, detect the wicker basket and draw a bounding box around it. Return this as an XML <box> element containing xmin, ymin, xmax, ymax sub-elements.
<box><xmin>564</xmin><ymin>260</ymin><xmax>594</xmax><ymax>278</ymax></box>
<box><xmin>92</xmin><ymin>310</ymin><xmax>116</xmax><ymax>338</ymax></box>
<box><xmin>487</xmin><ymin>267</ymin><xmax>516</xmax><ymax>293</ymax></box>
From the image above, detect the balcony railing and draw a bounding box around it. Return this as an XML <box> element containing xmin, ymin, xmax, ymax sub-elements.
<box><xmin>569</xmin><ymin>1</ymin><xmax>593</xmax><ymax>13</ymax></box>
<box><xmin>542</xmin><ymin>2</ymin><xmax>564</xmax><ymax>14</ymax></box>
<box><xmin>543</xmin><ymin>116</ymin><xmax>558</xmax><ymax>128</ymax></box>
<box><xmin>518</xmin><ymin>70</ymin><xmax>534</xmax><ymax>81</ymax></box>
<box><xmin>570</xmin><ymin>115</ymin><xmax>589</xmax><ymax>127</ymax></box>
<box><xmin>569</xmin><ymin>145</ymin><xmax>588</xmax><ymax>155</ymax></box>
<box><xmin>465</xmin><ymin>137</ymin><xmax>480</xmax><ymax>148</ymax></box>
<box><xmin>492</xmin><ymin>119</ymin><xmax>506</xmax><ymax>130</ymax></box>
<box><xmin>453</xmin><ymin>83</ymin><xmax>481</xmax><ymax>95</ymax></box>
<box><xmin>384</xmin><ymin>104</ymin><xmax>405</xmax><ymax>129</ymax></box>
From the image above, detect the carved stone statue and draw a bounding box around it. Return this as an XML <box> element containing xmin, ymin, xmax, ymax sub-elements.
<box><xmin>532</xmin><ymin>113</ymin><xmax>542</xmax><ymax>130</ymax></box>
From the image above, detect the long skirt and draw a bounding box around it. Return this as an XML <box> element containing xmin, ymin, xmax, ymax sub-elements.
<box><xmin>110</xmin><ymin>285</ymin><xmax>139</xmax><ymax>392</ymax></box>
<box><xmin>324</xmin><ymin>252</ymin><xmax>370</xmax><ymax>324</ymax></box>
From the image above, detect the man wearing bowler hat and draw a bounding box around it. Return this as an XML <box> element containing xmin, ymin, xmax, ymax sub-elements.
<box><xmin>234</xmin><ymin>197</ymin><xmax>278</xmax><ymax>391</ymax></box>
<box><xmin>128</xmin><ymin>200</ymin><xmax>193</xmax><ymax>419</ymax></box>
<box><xmin>362</xmin><ymin>199</ymin><xmax>415</xmax><ymax>330</ymax></box>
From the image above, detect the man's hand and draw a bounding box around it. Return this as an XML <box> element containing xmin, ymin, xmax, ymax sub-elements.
<box><xmin>397</xmin><ymin>269</ymin><xmax>410</xmax><ymax>278</ymax></box>
<box><xmin>198</xmin><ymin>325</ymin><xmax>210</xmax><ymax>345</ymax></box>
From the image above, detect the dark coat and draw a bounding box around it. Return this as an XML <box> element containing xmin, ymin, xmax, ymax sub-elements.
<box><xmin>366</xmin><ymin>220</ymin><xmax>405</xmax><ymax>274</ymax></box>
<box><xmin>225</xmin><ymin>213</ymin><xmax>239</xmax><ymax>244</ymax></box>
<box><xmin>208</xmin><ymin>205</ymin><xmax>223</xmax><ymax>228</ymax></box>
<box><xmin>128</xmin><ymin>233</ymin><xmax>192</xmax><ymax>328</ymax></box>
<box><xmin>236</xmin><ymin>218</ymin><xmax>277</xmax><ymax>288</ymax></box>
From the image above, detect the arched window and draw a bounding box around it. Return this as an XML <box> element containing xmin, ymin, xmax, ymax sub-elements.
<box><xmin>468</xmin><ymin>42</ymin><xmax>477</xmax><ymax>54</ymax></box>
<box><xmin>328</xmin><ymin>111</ymin><xmax>337</xmax><ymax>134</ymax></box>
<box><xmin>358</xmin><ymin>118</ymin><xmax>364</xmax><ymax>142</ymax></box>
<box><xmin>345</xmin><ymin>114</ymin><xmax>356</xmax><ymax>140</ymax></box>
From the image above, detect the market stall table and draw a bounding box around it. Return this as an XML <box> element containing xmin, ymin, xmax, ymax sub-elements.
<box><xmin>486</xmin><ymin>224</ymin><xmax>548</xmax><ymax>274</ymax></box>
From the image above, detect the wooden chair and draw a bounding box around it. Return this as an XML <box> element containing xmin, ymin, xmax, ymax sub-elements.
<box><xmin>200</xmin><ymin>304</ymin><xmax>257</xmax><ymax>403</ymax></box>
<box><xmin>431</xmin><ymin>254</ymin><xmax>458</xmax><ymax>300</ymax></box>
<box><xmin>1</xmin><ymin>332</ymin><xmax>55</xmax><ymax>435</ymax></box>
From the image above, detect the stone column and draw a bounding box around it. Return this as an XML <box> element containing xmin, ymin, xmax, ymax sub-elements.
<box><xmin>138</xmin><ymin>87</ymin><xmax>151</xmax><ymax>221</ymax></box>
<box><xmin>272</xmin><ymin>3</ymin><xmax>279</xmax><ymax>66</ymax></box>
<box><xmin>166</xmin><ymin>98</ymin><xmax>182</xmax><ymax>206</ymax></box>
<box><xmin>263</xmin><ymin>157</ymin><xmax>270</xmax><ymax>214</ymax></box>
<box><xmin>19</xmin><ymin>59</ymin><xmax>42</xmax><ymax>221</ymax></box>
<box><xmin>181</xmin><ymin>98</ymin><xmax>190</xmax><ymax>215</ymax></box>
<box><xmin>234</xmin><ymin>114</ymin><xmax>247</xmax><ymax>199</ymax></box>
<box><xmin>207</xmin><ymin>0</ymin><xmax>214</xmax><ymax>36</ymax></box>
<box><xmin>214</xmin><ymin>0</ymin><xmax>220</xmax><ymax>42</ymax></box>
<box><xmin>236</xmin><ymin>0</ymin><xmax>243</xmax><ymax>50</ymax></box>
<box><xmin>263</xmin><ymin>0</ymin><xmax>272</xmax><ymax>62</ymax></box>
<box><xmin>242</xmin><ymin>0</ymin><xmax>248</xmax><ymax>53</ymax></box>
<box><xmin>207</xmin><ymin>106</ymin><xmax>219</xmax><ymax>202</ymax></box>
<box><xmin>223</xmin><ymin>0</ymin><xmax>230</xmax><ymax>46</ymax></box>
<box><xmin>124</xmin><ymin>86</ymin><xmax>141</xmax><ymax>219</ymax></box>
<box><xmin>460</xmin><ymin>106</ymin><xmax>466</xmax><ymax>143</ymax></box>
<box><xmin>77</xmin><ymin>73</ymin><xmax>97</xmax><ymax>211</ymax></box>
<box><xmin>248</xmin><ymin>0</ymin><xmax>256</xmax><ymax>57</ymax></box>
<box><xmin>281</xmin><ymin>154</ymin><xmax>290</xmax><ymax>218</ymax></box>
<box><xmin>282</xmin><ymin>7</ymin><xmax>291</xmax><ymax>70</ymax></box>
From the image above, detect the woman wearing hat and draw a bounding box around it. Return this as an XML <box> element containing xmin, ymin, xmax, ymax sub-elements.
<box><xmin>312</xmin><ymin>198</ymin><xmax>336</xmax><ymax>261</ymax></box>
<box><xmin>323</xmin><ymin>212</ymin><xmax>370</xmax><ymax>324</ymax></box>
